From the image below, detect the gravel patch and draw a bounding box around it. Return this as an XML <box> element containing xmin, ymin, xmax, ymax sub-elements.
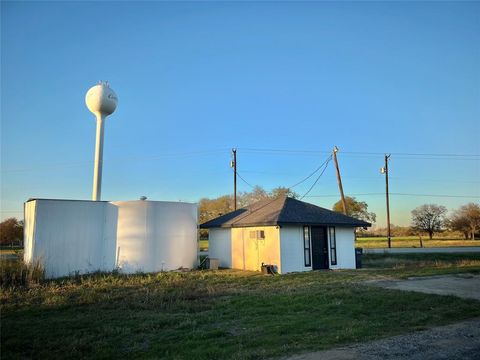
<box><xmin>283</xmin><ymin>318</ymin><xmax>480</xmax><ymax>360</ymax></box>
<box><xmin>368</xmin><ymin>274</ymin><xmax>480</xmax><ymax>300</ymax></box>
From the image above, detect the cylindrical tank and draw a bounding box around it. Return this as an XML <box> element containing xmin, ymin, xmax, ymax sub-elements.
<box><xmin>113</xmin><ymin>200</ymin><xmax>198</xmax><ymax>273</ymax></box>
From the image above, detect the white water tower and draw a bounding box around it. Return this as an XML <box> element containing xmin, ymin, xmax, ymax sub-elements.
<box><xmin>85</xmin><ymin>81</ymin><xmax>118</xmax><ymax>201</ymax></box>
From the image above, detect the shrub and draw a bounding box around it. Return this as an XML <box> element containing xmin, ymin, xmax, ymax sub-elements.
<box><xmin>0</xmin><ymin>259</ymin><xmax>44</xmax><ymax>288</ymax></box>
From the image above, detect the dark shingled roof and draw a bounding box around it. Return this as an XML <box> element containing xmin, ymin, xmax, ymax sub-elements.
<box><xmin>200</xmin><ymin>197</ymin><xmax>371</xmax><ymax>228</ymax></box>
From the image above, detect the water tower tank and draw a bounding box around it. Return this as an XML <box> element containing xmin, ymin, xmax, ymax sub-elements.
<box><xmin>85</xmin><ymin>82</ymin><xmax>118</xmax><ymax>117</ymax></box>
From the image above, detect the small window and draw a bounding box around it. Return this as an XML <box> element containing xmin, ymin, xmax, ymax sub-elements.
<box><xmin>250</xmin><ymin>230</ymin><xmax>265</xmax><ymax>240</ymax></box>
<box><xmin>329</xmin><ymin>227</ymin><xmax>337</xmax><ymax>265</ymax></box>
<box><xmin>303</xmin><ymin>226</ymin><xmax>311</xmax><ymax>267</ymax></box>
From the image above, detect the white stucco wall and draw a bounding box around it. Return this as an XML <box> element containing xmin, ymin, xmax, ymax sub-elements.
<box><xmin>24</xmin><ymin>199</ymin><xmax>198</xmax><ymax>278</ymax></box>
<box><xmin>279</xmin><ymin>226</ymin><xmax>312</xmax><ymax>274</ymax></box>
<box><xmin>279</xmin><ymin>225</ymin><xmax>357</xmax><ymax>272</ymax></box>
<box><xmin>206</xmin><ymin>224</ymin><xmax>356</xmax><ymax>274</ymax></box>
<box><xmin>328</xmin><ymin>227</ymin><xmax>356</xmax><ymax>269</ymax></box>
<box><xmin>208</xmin><ymin>228</ymin><xmax>232</xmax><ymax>268</ymax></box>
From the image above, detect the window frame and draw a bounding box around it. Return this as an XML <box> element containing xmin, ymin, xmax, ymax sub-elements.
<box><xmin>257</xmin><ymin>230</ymin><xmax>265</xmax><ymax>240</ymax></box>
<box><xmin>250</xmin><ymin>230</ymin><xmax>266</xmax><ymax>240</ymax></box>
<box><xmin>329</xmin><ymin>227</ymin><xmax>337</xmax><ymax>266</ymax></box>
<box><xmin>303</xmin><ymin>226</ymin><xmax>311</xmax><ymax>267</ymax></box>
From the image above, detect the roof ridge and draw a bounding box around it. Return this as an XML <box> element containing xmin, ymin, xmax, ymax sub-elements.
<box><xmin>277</xmin><ymin>196</ymin><xmax>291</xmax><ymax>221</ymax></box>
<box><xmin>230</xmin><ymin>196</ymin><xmax>284</xmax><ymax>226</ymax></box>
<box><xmin>200</xmin><ymin>196</ymin><xmax>371</xmax><ymax>229</ymax></box>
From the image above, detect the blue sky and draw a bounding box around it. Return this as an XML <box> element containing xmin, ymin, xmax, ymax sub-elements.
<box><xmin>1</xmin><ymin>1</ymin><xmax>479</xmax><ymax>227</ymax></box>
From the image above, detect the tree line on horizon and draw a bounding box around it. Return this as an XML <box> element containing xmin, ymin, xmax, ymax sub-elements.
<box><xmin>1</xmin><ymin>188</ymin><xmax>479</xmax><ymax>245</ymax></box>
<box><xmin>198</xmin><ymin>187</ymin><xmax>479</xmax><ymax>240</ymax></box>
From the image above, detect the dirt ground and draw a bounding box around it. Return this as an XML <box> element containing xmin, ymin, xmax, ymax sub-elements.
<box><xmin>368</xmin><ymin>273</ymin><xmax>480</xmax><ymax>300</ymax></box>
<box><xmin>284</xmin><ymin>317</ymin><xmax>480</xmax><ymax>360</ymax></box>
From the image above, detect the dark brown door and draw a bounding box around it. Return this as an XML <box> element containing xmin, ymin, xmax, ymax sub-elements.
<box><xmin>311</xmin><ymin>226</ymin><xmax>329</xmax><ymax>270</ymax></box>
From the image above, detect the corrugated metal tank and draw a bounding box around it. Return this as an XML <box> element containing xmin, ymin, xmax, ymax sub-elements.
<box><xmin>24</xmin><ymin>199</ymin><xmax>198</xmax><ymax>278</ymax></box>
<box><xmin>113</xmin><ymin>200</ymin><xmax>198</xmax><ymax>274</ymax></box>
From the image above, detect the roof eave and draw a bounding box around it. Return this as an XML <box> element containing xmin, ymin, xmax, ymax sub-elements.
<box><xmin>278</xmin><ymin>221</ymin><xmax>371</xmax><ymax>227</ymax></box>
<box><xmin>202</xmin><ymin>221</ymin><xmax>372</xmax><ymax>229</ymax></box>
<box><xmin>201</xmin><ymin>221</ymin><xmax>280</xmax><ymax>229</ymax></box>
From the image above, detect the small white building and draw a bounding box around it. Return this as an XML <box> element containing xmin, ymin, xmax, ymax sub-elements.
<box><xmin>201</xmin><ymin>197</ymin><xmax>370</xmax><ymax>273</ymax></box>
<box><xmin>24</xmin><ymin>199</ymin><xmax>198</xmax><ymax>278</ymax></box>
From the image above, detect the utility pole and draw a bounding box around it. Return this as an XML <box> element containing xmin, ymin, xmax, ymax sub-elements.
<box><xmin>231</xmin><ymin>148</ymin><xmax>237</xmax><ymax>210</ymax></box>
<box><xmin>381</xmin><ymin>154</ymin><xmax>392</xmax><ymax>248</ymax></box>
<box><xmin>332</xmin><ymin>146</ymin><xmax>348</xmax><ymax>215</ymax></box>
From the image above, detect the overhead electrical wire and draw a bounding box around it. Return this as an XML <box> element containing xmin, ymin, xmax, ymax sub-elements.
<box><xmin>1</xmin><ymin>149</ymin><xmax>229</xmax><ymax>173</ymax></box>
<box><xmin>233</xmin><ymin>153</ymin><xmax>334</xmax><ymax>193</ymax></box>
<box><xmin>288</xmin><ymin>155</ymin><xmax>334</xmax><ymax>189</ymax></box>
<box><xmin>304</xmin><ymin>193</ymin><xmax>480</xmax><ymax>199</ymax></box>
<box><xmin>235</xmin><ymin>171</ymin><xmax>480</xmax><ymax>184</ymax></box>
<box><xmin>237</xmin><ymin>147</ymin><xmax>480</xmax><ymax>158</ymax></box>
<box><xmin>299</xmin><ymin>156</ymin><xmax>333</xmax><ymax>200</ymax></box>
<box><xmin>3</xmin><ymin>147</ymin><xmax>478</xmax><ymax>173</ymax></box>
<box><xmin>235</xmin><ymin>170</ymin><xmax>256</xmax><ymax>189</ymax></box>
<box><xmin>230</xmin><ymin>150</ymin><xmax>478</xmax><ymax>201</ymax></box>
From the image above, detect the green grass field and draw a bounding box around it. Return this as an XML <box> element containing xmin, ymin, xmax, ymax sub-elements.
<box><xmin>356</xmin><ymin>236</ymin><xmax>479</xmax><ymax>249</ymax></box>
<box><xmin>2</xmin><ymin>254</ymin><xmax>480</xmax><ymax>359</ymax></box>
<box><xmin>198</xmin><ymin>237</ymin><xmax>479</xmax><ymax>252</ymax></box>
<box><xmin>363</xmin><ymin>252</ymin><xmax>480</xmax><ymax>269</ymax></box>
<box><xmin>0</xmin><ymin>246</ymin><xmax>23</xmax><ymax>256</ymax></box>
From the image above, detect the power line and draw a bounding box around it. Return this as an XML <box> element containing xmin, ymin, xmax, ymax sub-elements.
<box><xmin>345</xmin><ymin>151</ymin><xmax>480</xmax><ymax>158</ymax></box>
<box><xmin>288</xmin><ymin>155</ymin><xmax>334</xmax><ymax>189</ymax></box>
<box><xmin>234</xmin><ymin>169</ymin><xmax>256</xmax><ymax>189</ymax></box>
<box><xmin>237</xmin><ymin>171</ymin><xmax>480</xmax><ymax>184</ymax></box>
<box><xmin>300</xmin><ymin>156</ymin><xmax>333</xmax><ymax>200</ymax></box>
<box><xmin>337</xmin><ymin>154</ymin><xmax>480</xmax><ymax>161</ymax></box>
<box><xmin>1</xmin><ymin>149</ymin><xmax>230</xmax><ymax>173</ymax></box>
<box><xmin>238</xmin><ymin>147</ymin><xmax>479</xmax><ymax>158</ymax></box>
<box><xmin>304</xmin><ymin>193</ymin><xmax>480</xmax><ymax>199</ymax></box>
<box><xmin>391</xmin><ymin>193</ymin><xmax>480</xmax><ymax>198</ymax></box>
<box><xmin>3</xmin><ymin>147</ymin><xmax>478</xmax><ymax>173</ymax></box>
<box><xmin>232</xmin><ymin>153</ymin><xmax>335</xmax><ymax>192</ymax></box>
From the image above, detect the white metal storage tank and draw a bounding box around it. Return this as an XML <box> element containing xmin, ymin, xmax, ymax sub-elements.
<box><xmin>113</xmin><ymin>200</ymin><xmax>198</xmax><ymax>274</ymax></box>
<box><xmin>24</xmin><ymin>199</ymin><xmax>198</xmax><ymax>278</ymax></box>
<box><xmin>24</xmin><ymin>199</ymin><xmax>118</xmax><ymax>278</ymax></box>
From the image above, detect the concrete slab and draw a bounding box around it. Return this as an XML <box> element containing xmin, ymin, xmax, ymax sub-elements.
<box><xmin>368</xmin><ymin>273</ymin><xmax>480</xmax><ymax>300</ymax></box>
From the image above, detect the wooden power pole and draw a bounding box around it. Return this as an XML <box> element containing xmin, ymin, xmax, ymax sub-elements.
<box><xmin>231</xmin><ymin>148</ymin><xmax>237</xmax><ymax>210</ymax></box>
<box><xmin>332</xmin><ymin>146</ymin><xmax>348</xmax><ymax>215</ymax></box>
<box><xmin>382</xmin><ymin>154</ymin><xmax>392</xmax><ymax>248</ymax></box>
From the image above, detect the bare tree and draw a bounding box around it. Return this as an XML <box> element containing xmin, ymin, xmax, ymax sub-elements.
<box><xmin>449</xmin><ymin>203</ymin><xmax>480</xmax><ymax>240</ymax></box>
<box><xmin>270</xmin><ymin>187</ymin><xmax>299</xmax><ymax>199</ymax></box>
<box><xmin>411</xmin><ymin>204</ymin><xmax>447</xmax><ymax>240</ymax></box>
<box><xmin>447</xmin><ymin>211</ymin><xmax>472</xmax><ymax>239</ymax></box>
<box><xmin>237</xmin><ymin>186</ymin><xmax>269</xmax><ymax>208</ymax></box>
